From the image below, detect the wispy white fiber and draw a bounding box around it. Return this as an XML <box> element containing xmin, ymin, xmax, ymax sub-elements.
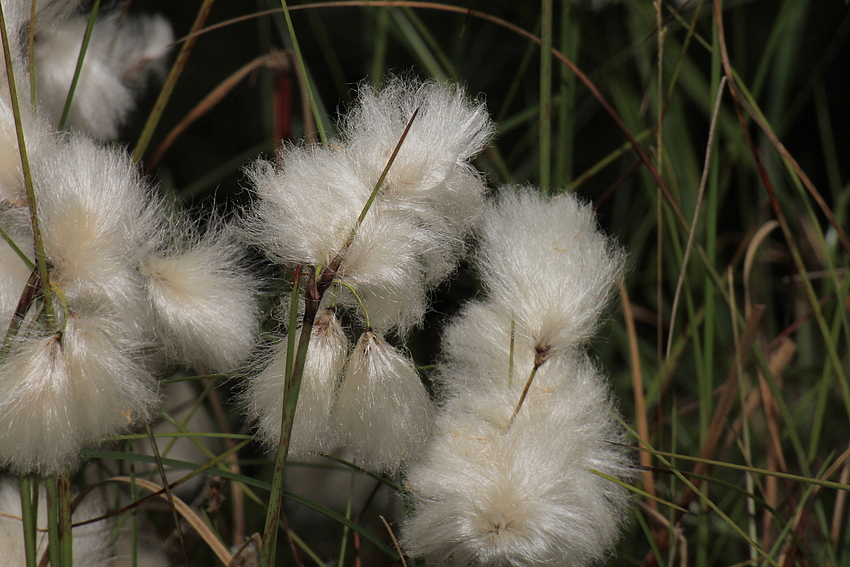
<box><xmin>333</xmin><ymin>211</ymin><xmax>431</xmax><ymax>333</ymax></box>
<box><xmin>243</xmin><ymin>78</ymin><xmax>494</xmax><ymax>332</ymax></box>
<box><xmin>0</xmin><ymin>97</ymin><xmax>55</xmax><ymax>204</ymax></box>
<box><xmin>34</xmin><ymin>133</ymin><xmax>162</xmax><ymax>327</ymax></box>
<box><xmin>0</xmin><ymin>313</ymin><xmax>157</xmax><ymax>475</ymax></box>
<box><xmin>476</xmin><ymin>187</ymin><xmax>625</xmax><ymax>355</ymax></box>
<box><xmin>402</xmin><ymin>357</ymin><xmax>632</xmax><ymax>567</ymax></box>
<box><xmin>243</xmin><ymin>145</ymin><xmax>371</xmax><ymax>268</ymax></box>
<box><xmin>33</xmin><ymin>11</ymin><xmax>173</xmax><ymax>140</ymax></box>
<box><xmin>343</xmin><ymin>77</ymin><xmax>494</xmax><ymax>284</ymax></box>
<box><xmin>247</xmin><ymin>308</ymin><xmax>350</xmax><ymax>457</ymax></box>
<box><xmin>334</xmin><ymin>329</ymin><xmax>432</xmax><ymax>473</ymax></box>
<box><xmin>0</xmin><ymin>478</ymin><xmax>113</xmax><ymax>566</ymax></box>
<box><xmin>141</xmin><ymin>220</ymin><xmax>259</xmax><ymax>372</ymax></box>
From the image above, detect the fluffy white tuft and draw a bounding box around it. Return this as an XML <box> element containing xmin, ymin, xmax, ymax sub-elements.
<box><xmin>334</xmin><ymin>329</ymin><xmax>433</xmax><ymax>473</ymax></box>
<box><xmin>0</xmin><ymin>479</ymin><xmax>113</xmax><ymax>566</ymax></box>
<box><xmin>343</xmin><ymin>78</ymin><xmax>494</xmax><ymax>283</ymax></box>
<box><xmin>141</xmin><ymin>220</ymin><xmax>260</xmax><ymax>372</ymax></box>
<box><xmin>243</xmin><ymin>78</ymin><xmax>494</xmax><ymax>332</ymax></box>
<box><xmin>402</xmin><ymin>357</ymin><xmax>632</xmax><ymax>567</ymax></box>
<box><xmin>246</xmin><ymin>308</ymin><xmax>350</xmax><ymax>457</ymax></box>
<box><xmin>33</xmin><ymin>12</ymin><xmax>173</xmax><ymax>140</ymax></box>
<box><xmin>243</xmin><ymin>145</ymin><xmax>371</xmax><ymax>267</ymax></box>
<box><xmin>34</xmin><ymin>134</ymin><xmax>162</xmax><ymax>328</ymax></box>
<box><xmin>476</xmin><ymin>187</ymin><xmax>625</xmax><ymax>354</ymax></box>
<box><xmin>0</xmin><ymin>313</ymin><xmax>158</xmax><ymax>475</ymax></box>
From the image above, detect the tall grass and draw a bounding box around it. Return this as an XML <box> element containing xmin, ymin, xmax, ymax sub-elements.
<box><xmin>5</xmin><ymin>0</ymin><xmax>849</xmax><ymax>565</ymax></box>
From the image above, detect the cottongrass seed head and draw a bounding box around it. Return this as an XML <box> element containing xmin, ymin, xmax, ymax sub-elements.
<box><xmin>0</xmin><ymin>313</ymin><xmax>158</xmax><ymax>475</ymax></box>
<box><xmin>140</xmin><ymin>218</ymin><xmax>260</xmax><ymax>372</ymax></box>
<box><xmin>334</xmin><ymin>329</ymin><xmax>433</xmax><ymax>473</ymax></box>
<box><xmin>246</xmin><ymin>308</ymin><xmax>350</xmax><ymax>457</ymax></box>
<box><xmin>242</xmin><ymin>77</ymin><xmax>493</xmax><ymax>333</ymax></box>
<box><xmin>402</xmin><ymin>356</ymin><xmax>632</xmax><ymax>567</ymax></box>
<box><xmin>32</xmin><ymin>9</ymin><xmax>173</xmax><ymax>140</ymax></box>
<box><xmin>476</xmin><ymin>187</ymin><xmax>625</xmax><ymax>356</ymax></box>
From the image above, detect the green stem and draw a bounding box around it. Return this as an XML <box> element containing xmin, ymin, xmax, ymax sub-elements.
<box><xmin>133</xmin><ymin>0</ymin><xmax>217</xmax><ymax>162</ymax></box>
<box><xmin>0</xmin><ymin>2</ymin><xmax>55</xmax><ymax>327</ymax></box>
<box><xmin>57</xmin><ymin>475</ymin><xmax>73</xmax><ymax>566</ymax></box>
<box><xmin>260</xmin><ymin>268</ymin><xmax>320</xmax><ymax>567</ymax></box>
<box><xmin>278</xmin><ymin>0</ymin><xmax>327</xmax><ymax>146</ymax></box>
<box><xmin>46</xmin><ymin>476</ymin><xmax>62</xmax><ymax>567</ymax></box>
<box><xmin>57</xmin><ymin>0</ymin><xmax>101</xmax><ymax>130</ymax></box>
<box><xmin>539</xmin><ymin>0</ymin><xmax>553</xmax><ymax>193</ymax></box>
<box><xmin>19</xmin><ymin>475</ymin><xmax>38</xmax><ymax>567</ymax></box>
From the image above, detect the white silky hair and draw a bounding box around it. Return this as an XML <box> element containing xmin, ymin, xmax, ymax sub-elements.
<box><xmin>243</xmin><ymin>78</ymin><xmax>494</xmax><ymax>333</ymax></box>
<box><xmin>0</xmin><ymin>96</ymin><xmax>56</xmax><ymax>204</ymax></box>
<box><xmin>476</xmin><ymin>186</ymin><xmax>625</xmax><ymax>355</ymax></box>
<box><xmin>34</xmin><ymin>133</ymin><xmax>163</xmax><ymax>331</ymax></box>
<box><xmin>33</xmin><ymin>11</ymin><xmax>173</xmax><ymax>140</ymax></box>
<box><xmin>246</xmin><ymin>308</ymin><xmax>350</xmax><ymax>458</ymax></box>
<box><xmin>0</xmin><ymin>313</ymin><xmax>158</xmax><ymax>475</ymax></box>
<box><xmin>243</xmin><ymin>145</ymin><xmax>372</xmax><ymax>268</ymax></box>
<box><xmin>402</xmin><ymin>356</ymin><xmax>631</xmax><ymax>567</ymax></box>
<box><xmin>342</xmin><ymin>77</ymin><xmax>494</xmax><ymax>284</ymax></box>
<box><xmin>334</xmin><ymin>329</ymin><xmax>433</xmax><ymax>473</ymax></box>
<box><xmin>0</xmin><ymin>478</ymin><xmax>114</xmax><ymax>566</ymax></box>
<box><xmin>140</xmin><ymin>219</ymin><xmax>260</xmax><ymax>372</ymax></box>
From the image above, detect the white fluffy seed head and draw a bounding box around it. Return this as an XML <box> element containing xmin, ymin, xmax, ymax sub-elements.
<box><xmin>334</xmin><ymin>329</ymin><xmax>433</xmax><ymax>473</ymax></box>
<box><xmin>0</xmin><ymin>313</ymin><xmax>158</xmax><ymax>475</ymax></box>
<box><xmin>141</xmin><ymin>219</ymin><xmax>260</xmax><ymax>372</ymax></box>
<box><xmin>343</xmin><ymin>78</ymin><xmax>493</xmax><ymax>284</ymax></box>
<box><xmin>476</xmin><ymin>187</ymin><xmax>625</xmax><ymax>354</ymax></box>
<box><xmin>243</xmin><ymin>145</ymin><xmax>371</xmax><ymax>267</ymax></box>
<box><xmin>243</xmin><ymin>79</ymin><xmax>495</xmax><ymax>332</ymax></box>
<box><xmin>402</xmin><ymin>357</ymin><xmax>632</xmax><ymax>567</ymax></box>
<box><xmin>333</xmin><ymin>211</ymin><xmax>430</xmax><ymax>334</ymax></box>
<box><xmin>0</xmin><ymin>479</ymin><xmax>113</xmax><ymax>566</ymax></box>
<box><xmin>246</xmin><ymin>308</ymin><xmax>350</xmax><ymax>457</ymax></box>
<box><xmin>33</xmin><ymin>12</ymin><xmax>173</xmax><ymax>140</ymax></box>
<box><xmin>34</xmin><ymin>134</ymin><xmax>162</xmax><ymax>327</ymax></box>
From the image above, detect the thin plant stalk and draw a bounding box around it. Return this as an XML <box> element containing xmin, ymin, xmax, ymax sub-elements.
<box><xmin>259</xmin><ymin>108</ymin><xmax>418</xmax><ymax>567</ymax></box>
<box><xmin>539</xmin><ymin>0</ymin><xmax>552</xmax><ymax>193</ymax></box>
<box><xmin>57</xmin><ymin>0</ymin><xmax>101</xmax><ymax>130</ymax></box>
<box><xmin>45</xmin><ymin>476</ymin><xmax>62</xmax><ymax>567</ymax></box>
<box><xmin>133</xmin><ymin>0</ymin><xmax>217</xmax><ymax>162</ymax></box>
<box><xmin>57</xmin><ymin>475</ymin><xmax>72</xmax><ymax>566</ymax></box>
<box><xmin>278</xmin><ymin>0</ymin><xmax>328</xmax><ymax>146</ymax></box>
<box><xmin>19</xmin><ymin>475</ymin><xmax>38</xmax><ymax>567</ymax></box>
<box><xmin>0</xmin><ymin>1</ymin><xmax>55</xmax><ymax>327</ymax></box>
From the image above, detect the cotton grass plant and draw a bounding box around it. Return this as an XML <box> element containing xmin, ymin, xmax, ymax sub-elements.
<box><xmin>1</xmin><ymin>1</ymin><xmax>849</xmax><ymax>566</ymax></box>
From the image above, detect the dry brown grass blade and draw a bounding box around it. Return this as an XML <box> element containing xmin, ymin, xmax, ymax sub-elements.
<box><xmin>379</xmin><ymin>515</ymin><xmax>407</xmax><ymax>567</ymax></box>
<box><xmin>147</xmin><ymin>51</ymin><xmax>290</xmax><ymax>171</ymax></box>
<box><xmin>108</xmin><ymin>476</ymin><xmax>233</xmax><ymax>565</ymax></box>
<box><xmin>620</xmin><ymin>280</ymin><xmax>657</xmax><ymax>508</ymax></box>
